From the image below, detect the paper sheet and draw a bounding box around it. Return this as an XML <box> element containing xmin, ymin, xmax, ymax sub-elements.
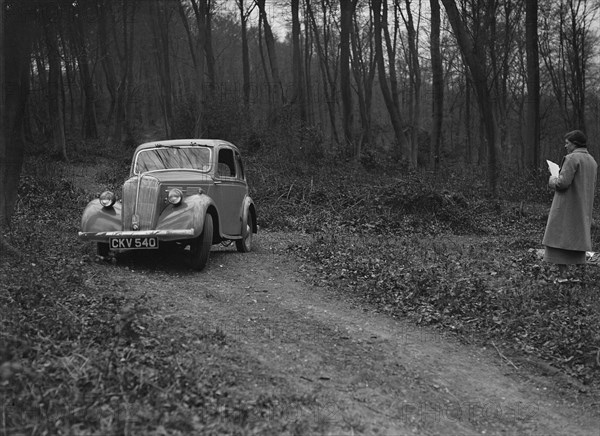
<box><xmin>546</xmin><ymin>160</ymin><xmax>560</xmax><ymax>177</ymax></box>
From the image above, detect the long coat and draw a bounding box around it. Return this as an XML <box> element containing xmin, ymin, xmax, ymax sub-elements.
<box><xmin>543</xmin><ymin>148</ymin><xmax>598</xmax><ymax>252</ymax></box>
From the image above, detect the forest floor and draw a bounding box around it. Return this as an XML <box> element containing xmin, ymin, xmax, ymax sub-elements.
<box><xmin>2</xmin><ymin>148</ymin><xmax>600</xmax><ymax>434</ymax></box>
<box><xmin>87</xmin><ymin>230</ymin><xmax>600</xmax><ymax>435</ymax></box>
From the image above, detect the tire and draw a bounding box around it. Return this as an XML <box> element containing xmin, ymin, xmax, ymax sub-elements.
<box><xmin>190</xmin><ymin>213</ymin><xmax>213</xmax><ymax>271</ymax></box>
<box><xmin>97</xmin><ymin>242</ymin><xmax>110</xmax><ymax>257</ymax></box>
<box><xmin>236</xmin><ymin>212</ymin><xmax>253</xmax><ymax>253</ymax></box>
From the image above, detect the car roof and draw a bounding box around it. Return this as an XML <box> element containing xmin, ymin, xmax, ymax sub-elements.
<box><xmin>134</xmin><ymin>139</ymin><xmax>239</xmax><ymax>154</ymax></box>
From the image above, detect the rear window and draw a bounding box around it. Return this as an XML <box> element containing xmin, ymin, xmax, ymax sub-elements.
<box><xmin>134</xmin><ymin>147</ymin><xmax>211</xmax><ymax>174</ymax></box>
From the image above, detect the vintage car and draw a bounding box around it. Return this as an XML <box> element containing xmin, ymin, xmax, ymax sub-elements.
<box><xmin>78</xmin><ymin>139</ymin><xmax>257</xmax><ymax>270</ymax></box>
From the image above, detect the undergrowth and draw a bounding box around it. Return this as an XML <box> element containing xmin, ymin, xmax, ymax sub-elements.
<box><xmin>249</xmin><ymin>150</ymin><xmax>600</xmax><ymax>384</ymax></box>
<box><xmin>292</xmin><ymin>231</ymin><xmax>600</xmax><ymax>384</ymax></box>
<box><xmin>1</xmin><ymin>145</ymin><xmax>599</xmax><ymax>434</ymax></box>
<box><xmin>1</xmin><ymin>154</ymin><xmax>309</xmax><ymax>435</ymax></box>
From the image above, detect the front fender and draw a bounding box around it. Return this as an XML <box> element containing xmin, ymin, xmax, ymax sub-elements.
<box><xmin>156</xmin><ymin>194</ymin><xmax>214</xmax><ymax>238</ymax></box>
<box><xmin>81</xmin><ymin>200</ymin><xmax>123</xmax><ymax>233</ymax></box>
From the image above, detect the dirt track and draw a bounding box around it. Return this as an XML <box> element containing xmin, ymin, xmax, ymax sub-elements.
<box><xmin>91</xmin><ymin>230</ymin><xmax>600</xmax><ymax>435</ymax></box>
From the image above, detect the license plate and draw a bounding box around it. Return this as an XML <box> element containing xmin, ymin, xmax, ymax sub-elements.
<box><xmin>109</xmin><ymin>237</ymin><xmax>159</xmax><ymax>250</ymax></box>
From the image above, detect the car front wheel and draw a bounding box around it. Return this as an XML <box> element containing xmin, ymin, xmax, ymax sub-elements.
<box><xmin>190</xmin><ymin>213</ymin><xmax>213</xmax><ymax>271</ymax></box>
<box><xmin>236</xmin><ymin>213</ymin><xmax>253</xmax><ymax>253</ymax></box>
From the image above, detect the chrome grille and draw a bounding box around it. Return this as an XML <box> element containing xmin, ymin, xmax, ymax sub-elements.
<box><xmin>122</xmin><ymin>176</ymin><xmax>160</xmax><ymax>230</ymax></box>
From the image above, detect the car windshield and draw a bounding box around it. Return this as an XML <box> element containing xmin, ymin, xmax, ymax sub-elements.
<box><xmin>134</xmin><ymin>146</ymin><xmax>211</xmax><ymax>174</ymax></box>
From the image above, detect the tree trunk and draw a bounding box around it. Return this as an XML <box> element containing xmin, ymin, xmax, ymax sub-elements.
<box><xmin>351</xmin><ymin>4</ymin><xmax>376</xmax><ymax>158</ymax></box>
<box><xmin>0</xmin><ymin>2</ymin><xmax>32</xmax><ymax>228</ymax></box>
<box><xmin>203</xmin><ymin>0</ymin><xmax>215</xmax><ymax>96</ymax></box>
<box><xmin>257</xmin><ymin>18</ymin><xmax>273</xmax><ymax>103</ymax></box>
<box><xmin>122</xmin><ymin>0</ymin><xmax>137</xmax><ymax>145</ymax></box>
<box><xmin>45</xmin><ymin>20</ymin><xmax>67</xmax><ymax>160</ymax></box>
<box><xmin>291</xmin><ymin>0</ymin><xmax>307</xmax><ymax>123</ymax></box>
<box><xmin>429</xmin><ymin>0</ymin><xmax>443</xmax><ymax>171</ymax></box>
<box><xmin>256</xmin><ymin>0</ymin><xmax>284</xmax><ymax>106</ymax></box>
<box><xmin>303</xmin><ymin>3</ymin><xmax>314</xmax><ymax>125</ymax></box>
<box><xmin>372</xmin><ymin>0</ymin><xmax>409</xmax><ymax>163</ymax></box>
<box><xmin>1</xmin><ymin>1</ymin><xmax>4</xmax><ymax>145</ymax></box>
<box><xmin>33</xmin><ymin>39</ymin><xmax>48</xmax><ymax>140</ymax></box>
<box><xmin>190</xmin><ymin>0</ymin><xmax>208</xmax><ymax>136</ymax></box>
<box><xmin>306</xmin><ymin>0</ymin><xmax>339</xmax><ymax>144</ymax></box>
<box><xmin>98</xmin><ymin>0</ymin><xmax>118</xmax><ymax>141</ymax></box>
<box><xmin>401</xmin><ymin>0</ymin><xmax>422</xmax><ymax>168</ymax></box>
<box><xmin>178</xmin><ymin>1</ymin><xmax>198</xmax><ymax>70</ymax></box>
<box><xmin>150</xmin><ymin>0</ymin><xmax>174</xmax><ymax>138</ymax></box>
<box><xmin>237</xmin><ymin>0</ymin><xmax>253</xmax><ymax>108</ymax></box>
<box><xmin>465</xmin><ymin>75</ymin><xmax>472</xmax><ymax>164</ymax></box>
<box><xmin>60</xmin><ymin>34</ymin><xmax>75</xmax><ymax>131</ymax></box>
<box><xmin>568</xmin><ymin>0</ymin><xmax>587</xmax><ymax>131</ymax></box>
<box><xmin>74</xmin><ymin>4</ymin><xmax>98</xmax><ymax>139</ymax></box>
<box><xmin>441</xmin><ymin>0</ymin><xmax>499</xmax><ymax>196</ymax></box>
<box><xmin>340</xmin><ymin>0</ymin><xmax>355</xmax><ymax>154</ymax></box>
<box><xmin>525</xmin><ymin>0</ymin><xmax>540</xmax><ymax>169</ymax></box>
<box><xmin>100</xmin><ymin>0</ymin><xmax>136</xmax><ymax>144</ymax></box>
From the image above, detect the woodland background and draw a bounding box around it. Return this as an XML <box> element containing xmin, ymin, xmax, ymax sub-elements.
<box><xmin>2</xmin><ymin>0</ymin><xmax>600</xmax><ymax>433</ymax></box>
<box><xmin>1</xmin><ymin>0</ymin><xmax>600</xmax><ymax>225</ymax></box>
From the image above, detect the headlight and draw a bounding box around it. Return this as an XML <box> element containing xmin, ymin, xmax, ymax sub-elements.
<box><xmin>167</xmin><ymin>188</ymin><xmax>183</xmax><ymax>206</ymax></box>
<box><xmin>99</xmin><ymin>191</ymin><xmax>116</xmax><ymax>208</ymax></box>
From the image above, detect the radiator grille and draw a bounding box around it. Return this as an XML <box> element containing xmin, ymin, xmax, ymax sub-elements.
<box><xmin>122</xmin><ymin>176</ymin><xmax>160</xmax><ymax>230</ymax></box>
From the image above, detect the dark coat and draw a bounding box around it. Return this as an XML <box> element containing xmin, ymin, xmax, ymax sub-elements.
<box><xmin>543</xmin><ymin>148</ymin><xmax>598</xmax><ymax>251</ymax></box>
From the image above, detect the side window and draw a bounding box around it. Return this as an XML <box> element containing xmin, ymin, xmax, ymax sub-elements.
<box><xmin>235</xmin><ymin>152</ymin><xmax>245</xmax><ymax>180</ymax></box>
<box><xmin>217</xmin><ymin>148</ymin><xmax>236</xmax><ymax>178</ymax></box>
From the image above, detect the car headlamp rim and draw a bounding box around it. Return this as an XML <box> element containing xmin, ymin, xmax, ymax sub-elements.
<box><xmin>99</xmin><ymin>191</ymin><xmax>116</xmax><ymax>208</ymax></box>
<box><xmin>168</xmin><ymin>188</ymin><xmax>183</xmax><ymax>206</ymax></box>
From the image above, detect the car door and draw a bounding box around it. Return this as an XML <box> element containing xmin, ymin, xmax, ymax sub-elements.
<box><xmin>212</xmin><ymin>146</ymin><xmax>247</xmax><ymax>236</ymax></box>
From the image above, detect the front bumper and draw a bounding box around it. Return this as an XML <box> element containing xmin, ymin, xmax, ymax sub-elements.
<box><xmin>78</xmin><ymin>229</ymin><xmax>195</xmax><ymax>242</ymax></box>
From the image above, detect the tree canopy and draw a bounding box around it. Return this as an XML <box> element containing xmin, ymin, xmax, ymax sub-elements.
<box><xmin>1</xmin><ymin>0</ymin><xmax>600</xmax><ymax>224</ymax></box>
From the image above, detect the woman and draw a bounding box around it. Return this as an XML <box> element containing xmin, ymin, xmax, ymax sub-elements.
<box><xmin>543</xmin><ymin>130</ymin><xmax>597</xmax><ymax>280</ymax></box>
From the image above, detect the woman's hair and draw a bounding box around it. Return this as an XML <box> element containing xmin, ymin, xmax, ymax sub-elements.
<box><xmin>565</xmin><ymin>130</ymin><xmax>587</xmax><ymax>148</ymax></box>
